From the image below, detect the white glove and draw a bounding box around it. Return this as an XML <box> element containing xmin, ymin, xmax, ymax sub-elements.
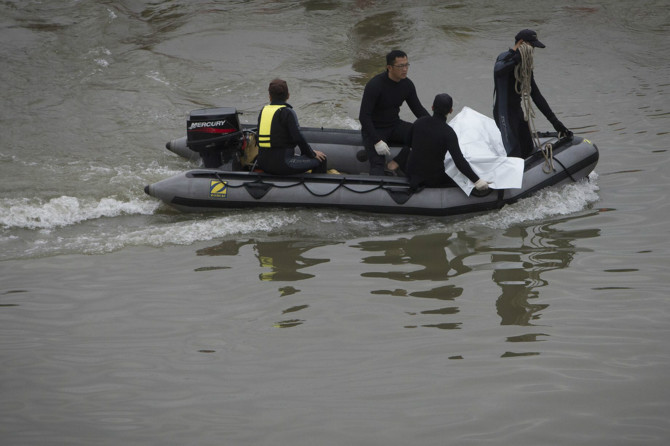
<box><xmin>374</xmin><ymin>140</ymin><xmax>391</xmax><ymax>156</ymax></box>
<box><xmin>474</xmin><ymin>179</ymin><xmax>490</xmax><ymax>191</ymax></box>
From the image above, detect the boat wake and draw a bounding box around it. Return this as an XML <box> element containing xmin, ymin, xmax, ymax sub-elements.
<box><xmin>0</xmin><ymin>173</ymin><xmax>599</xmax><ymax>261</ymax></box>
<box><xmin>461</xmin><ymin>172</ymin><xmax>600</xmax><ymax>230</ymax></box>
<box><xmin>0</xmin><ymin>196</ymin><xmax>160</xmax><ymax>230</ymax></box>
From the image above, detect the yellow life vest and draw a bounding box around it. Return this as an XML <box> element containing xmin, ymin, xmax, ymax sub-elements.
<box><xmin>258</xmin><ymin>104</ymin><xmax>286</xmax><ymax>149</ymax></box>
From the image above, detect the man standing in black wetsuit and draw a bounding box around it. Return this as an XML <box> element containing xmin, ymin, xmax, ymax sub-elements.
<box><xmin>493</xmin><ymin>29</ymin><xmax>570</xmax><ymax>158</ymax></box>
<box><xmin>359</xmin><ymin>50</ymin><xmax>429</xmax><ymax>176</ymax></box>
<box><xmin>406</xmin><ymin>93</ymin><xmax>489</xmax><ymax>193</ymax></box>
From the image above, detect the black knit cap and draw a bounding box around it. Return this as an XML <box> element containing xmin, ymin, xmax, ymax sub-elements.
<box><xmin>515</xmin><ymin>29</ymin><xmax>545</xmax><ymax>48</ymax></box>
<box><xmin>433</xmin><ymin>93</ymin><xmax>453</xmax><ymax>115</ymax></box>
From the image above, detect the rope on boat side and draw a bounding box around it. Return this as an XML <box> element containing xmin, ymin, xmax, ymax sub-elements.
<box><xmin>217</xmin><ymin>171</ymin><xmax>398</xmax><ymax>198</ymax></box>
<box><xmin>541</xmin><ymin>142</ymin><xmax>555</xmax><ymax>174</ymax></box>
<box><xmin>515</xmin><ymin>43</ymin><xmax>557</xmax><ymax>174</ymax></box>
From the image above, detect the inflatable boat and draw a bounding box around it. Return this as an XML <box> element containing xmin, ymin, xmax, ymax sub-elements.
<box><xmin>144</xmin><ymin>107</ymin><xmax>599</xmax><ymax>216</ymax></box>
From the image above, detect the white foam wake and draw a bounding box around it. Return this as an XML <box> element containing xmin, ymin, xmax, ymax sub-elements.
<box><xmin>0</xmin><ymin>196</ymin><xmax>160</xmax><ymax>230</ymax></box>
<box><xmin>13</xmin><ymin>212</ymin><xmax>299</xmax><ymax>259</ymax></box>
<box><xmin>460</xmin><ymin>172</ymin><xmax>601</xmax><ymax>230</ymax></box>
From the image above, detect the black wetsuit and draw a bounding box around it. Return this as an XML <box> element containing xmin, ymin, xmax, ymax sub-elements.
<box><xmin>359</xmin><ymin>71</ymin><xmax>429</xmax><ymax>175</ymax></box>
<box><xmin>493</xmin><ymin>49</ymin><xmax>558</xmax><ymax>158</ymax></box>
<box><xmin>256</xmin><ymin>102</ymin><xmax>326</xmax><ymax>175</ymax></box>
<box><xmin>406</xmin><ymin>113</ymin><xmax>479</xmax><ymax>191</ymax></box>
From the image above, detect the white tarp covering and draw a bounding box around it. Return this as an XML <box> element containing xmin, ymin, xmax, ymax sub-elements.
<box><xmin>445</xmin><ymin>107</ymin><xmax>524</xmax><ymax>195</ymax></box>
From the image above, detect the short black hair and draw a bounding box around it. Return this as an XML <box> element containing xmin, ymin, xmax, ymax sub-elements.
<box><xmin>386</xmin><ymin>50</ymin><xmax>407</xmax><ymax>66</ymax></box>
<box><xmin>432</xmin><ymin>93</ymin><xmax>453</xmax><ymax>116</ymax></box>
<box><xmin>268</xmin><ymin>78</ymin><xmax>289</xmax><ymax>101</ymax></box>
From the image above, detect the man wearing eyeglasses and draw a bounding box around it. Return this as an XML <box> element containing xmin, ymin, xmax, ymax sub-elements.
<box><xmin>358</xmin><ymin>50</ymin><xmax>429</xmax><ymax>176</ymax></box>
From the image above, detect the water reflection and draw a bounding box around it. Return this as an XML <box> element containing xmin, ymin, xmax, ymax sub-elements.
<box><xmin>196</xmin><ymin>215</ymin><xmax>599</xmax><ymax>340</ymax></box>
<box><xmin>356</xmin><ymin>232</ymin><xmax>474</xmax><ymax>282</ymax></box>
<box><xmin>196</xmin><ymin>239</ymin><xmax>335</xmax><ymax>282</ymax></box>
<box><xmin>355</xmin><ymin>232</ymin><xmax>475</xmax><ymax>332</ymax></box>
<box><xmin>355</xmin><ymin>216</ymin><xmax>599</xmax><ymax>341</ymax></box>
<box><xmin>488</xmin><ymin>222</ymin><xmax>599</xmax><ymax>326</ymax></box>
<box><xmin>197</xmin><ymin>239</ymin><xmax>338</xmax><ymax>328</ymax></box>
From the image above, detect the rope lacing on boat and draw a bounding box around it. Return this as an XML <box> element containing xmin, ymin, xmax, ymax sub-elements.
<box><xmin>216</xmin><ymin>171</ymin><xmax>405</xmax><ymax>199</ymax></box>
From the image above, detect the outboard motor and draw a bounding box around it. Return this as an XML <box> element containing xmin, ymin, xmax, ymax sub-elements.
<box><xmin>186</xmin><ymin>107</ymin><xmax>243</xmax><ymax>168</ymax></box>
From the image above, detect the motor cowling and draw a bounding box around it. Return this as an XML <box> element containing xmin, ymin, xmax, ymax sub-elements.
<box><xmin>186</xmin><ymin>107</ymin><xmax>243</xmax><ymax>167</ymax></box>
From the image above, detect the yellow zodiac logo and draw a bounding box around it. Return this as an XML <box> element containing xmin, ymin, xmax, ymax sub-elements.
<box><xmin>210</xmin><ymin>180</ymin><xmax>228</xmax><ymax>198</ymax></box>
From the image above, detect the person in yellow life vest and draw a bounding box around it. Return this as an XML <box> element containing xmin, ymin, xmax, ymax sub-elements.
<box><xmin>256</xmin><ymin>79</ymin><xmax>327</xmax><ymax>174</ymax></box>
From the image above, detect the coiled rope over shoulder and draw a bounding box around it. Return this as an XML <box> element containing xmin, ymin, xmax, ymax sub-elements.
<box><xmin>515</xmin><ymin>43</ymin><xmax>555</xmax><ymax>173</ymax></box>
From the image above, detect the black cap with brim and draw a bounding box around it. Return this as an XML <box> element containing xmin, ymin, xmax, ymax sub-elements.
<box><xmin>515</xmin><ymin>29</ymin><xmax>545</xmax><ymax>48</ymax></box>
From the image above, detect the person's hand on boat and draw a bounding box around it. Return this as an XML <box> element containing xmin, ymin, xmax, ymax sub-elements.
<box><xmin>550</xmin><ymin>118</ymin><xmax>571</xmax><ymax>137</ymax></box>
<box><xmin>313</xmin><ymin>150</ymin><xmax>327</xmax><ymax>162</ymax></box>
<box><xmin>474</xmin><ymin>179</ymin><xmax>490</xmax><ymax>191</ymax></box>
<box><xmin>374</xmin><ymin>140</ymin><xmax>391</xmax><ymax>156</ymax></box>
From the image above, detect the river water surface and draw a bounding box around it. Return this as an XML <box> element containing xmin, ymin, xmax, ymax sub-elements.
<box><xmin>1</xmin><ymin>1</ymin><xmax>669</xmax><ymax>445</ymax></box>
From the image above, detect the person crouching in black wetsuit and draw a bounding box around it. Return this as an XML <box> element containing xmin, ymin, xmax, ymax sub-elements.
<box><xmin>256</xmin><ymin>78</ymin><xmax>327</xmax><ymax>175</ymax></box>
<box><xmin>358</xmin><ymin>50</ymin><xmax>429</xmax><ymax>176</ymax></box>
<box><xmin>493</xmin><ymin>29</ymin><xmax>570</xmax><ymax>158</ymax></box>
<box><xmin>406</xmin><ymin>94</ymin><xmax>490</xmax><ymax>193</ymax></box>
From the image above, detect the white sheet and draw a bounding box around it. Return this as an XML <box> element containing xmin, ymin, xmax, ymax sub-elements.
<box><xmin>445</xmin><ymin>107</ymin><xmax>524</xmax><ymax>195</ymax></box>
